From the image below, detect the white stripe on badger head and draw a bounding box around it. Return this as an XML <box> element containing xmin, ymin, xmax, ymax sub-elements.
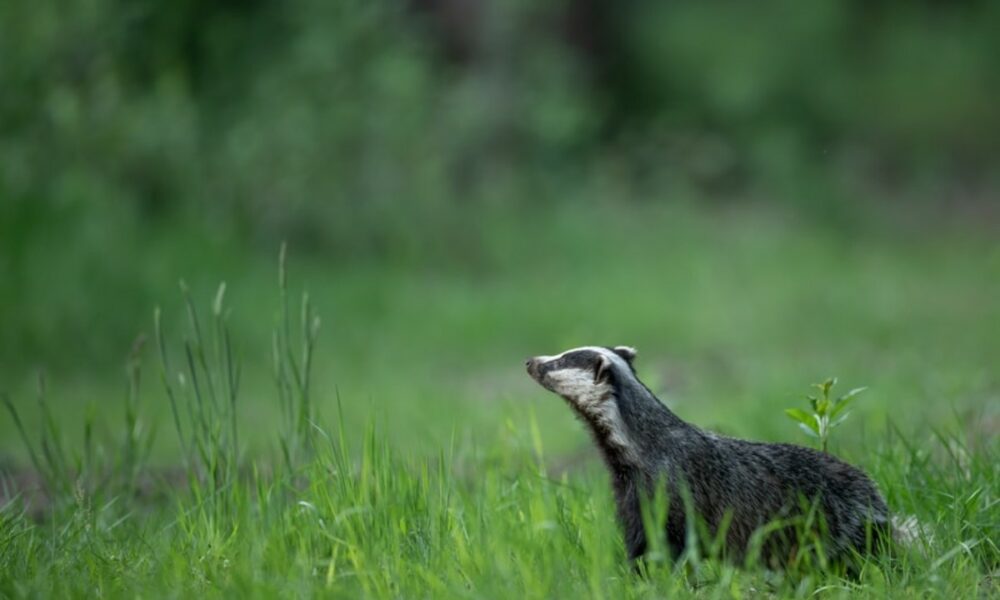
<box><xmin>544</xmin><ymin>366</ymin><xmax>612</xmax><ymax>409</ymax></box>
<box><xmin>540</xmin><ymin>346</ymin><xmax>632</xmax><ymax>371</ymax></box>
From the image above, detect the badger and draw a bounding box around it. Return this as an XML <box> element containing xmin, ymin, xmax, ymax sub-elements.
<box><xmin>525</xmin><ymin>345</ymin><xmax>893</xmax><ymax>568</ymax></box>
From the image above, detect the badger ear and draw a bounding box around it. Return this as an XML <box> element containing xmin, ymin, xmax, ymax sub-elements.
<box><xmin>594</xmin><ymin>354</ymin><xmax>613</xmax><ymax>383</ymax></box>
<box><xmin>612</xmin><ymin>346</ymin><xmax>637</xmax><ymax>365</ymax></box>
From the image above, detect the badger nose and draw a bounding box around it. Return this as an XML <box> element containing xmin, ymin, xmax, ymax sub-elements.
<box><xmin>525</xmin><ymin>357</ymin><xmax>537</xmax><ymax>374</ymax></box>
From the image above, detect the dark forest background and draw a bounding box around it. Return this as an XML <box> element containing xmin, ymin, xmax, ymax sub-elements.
<box><xmin>2</xmin><ymin>0</ymin><xmax>997</xmax><ymax>379</ymax></box>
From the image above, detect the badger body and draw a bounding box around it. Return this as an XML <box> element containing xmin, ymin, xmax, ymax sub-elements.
<box><xmin>526</xmin><ymin>346</ymin><xmax>891</xmax><ymax>566</ymax></box>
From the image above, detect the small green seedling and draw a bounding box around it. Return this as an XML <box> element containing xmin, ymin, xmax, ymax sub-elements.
<box><xmin>785</xmin><ymin>377</ymin><xmax>866</xmax><ymax>453</ymax></box>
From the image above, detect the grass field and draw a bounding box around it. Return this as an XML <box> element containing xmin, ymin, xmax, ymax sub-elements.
<box><xmin>1</xmin><ymin>203</ymin><xmax>998</xmax><ymax>597</ymax></box>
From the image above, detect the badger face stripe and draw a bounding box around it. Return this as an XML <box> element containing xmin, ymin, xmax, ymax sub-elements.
<box><xmin>543</xmin><ymin>364</ymin><xmax>612</xmax><ymax>409</ymax></box>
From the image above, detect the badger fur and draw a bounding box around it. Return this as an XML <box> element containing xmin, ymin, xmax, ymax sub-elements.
<box><xmin>526</xmin><ymin>346</ymin><xmax>892</xmax><ymax>567</ymax></box>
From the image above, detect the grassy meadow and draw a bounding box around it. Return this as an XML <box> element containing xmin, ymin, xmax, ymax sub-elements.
<box><xmin>1</xmin><ymin>202</ymin><xmax>997</xmax><ymax>598</ymax></box>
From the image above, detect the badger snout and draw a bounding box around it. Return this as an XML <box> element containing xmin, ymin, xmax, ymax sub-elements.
<box><xmin>525</xmin><ymin>357</ymin><xmax>544</xmax><ymax>381</ymax></box>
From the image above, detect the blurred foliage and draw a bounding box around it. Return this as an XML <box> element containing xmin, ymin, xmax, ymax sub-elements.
<box><xmin>1</xmin><ymin>0</ymin><xmax>999</xmax><ymax>370</ymax></box>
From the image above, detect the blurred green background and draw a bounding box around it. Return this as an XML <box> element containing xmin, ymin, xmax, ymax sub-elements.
<box><xmin>1</xmin><ymin>0</ymin><xmax>998</xmax><ymax>462</ymax></box>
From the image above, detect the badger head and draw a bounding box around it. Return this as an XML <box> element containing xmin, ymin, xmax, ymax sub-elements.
<box><xmin>525</xmin><ymin>346</ymin><xmax>641</xmax><ymax>460</ymax></box>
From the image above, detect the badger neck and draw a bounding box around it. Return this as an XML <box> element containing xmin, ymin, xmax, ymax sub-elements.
<box><xmin>586</xmin><ymin>375</ymin><xmax>691</xmax><ymax>474</ymax></box>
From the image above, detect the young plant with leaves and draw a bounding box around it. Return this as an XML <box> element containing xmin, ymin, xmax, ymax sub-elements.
<box><xmin>785</xmin><ymin>377</ymin><xmax>866</xmax><ymax>453</ymax></box>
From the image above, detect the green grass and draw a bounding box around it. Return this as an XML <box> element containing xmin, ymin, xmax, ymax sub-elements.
<box><xmin>1</xmin><ymin>203</ymin><xmax>998</xmax><ymax>597</ymax></box>
<box><xmin>1</xmin><ymin>398</ymin><xmax>996</xmax><ymax>597</ymax></box>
